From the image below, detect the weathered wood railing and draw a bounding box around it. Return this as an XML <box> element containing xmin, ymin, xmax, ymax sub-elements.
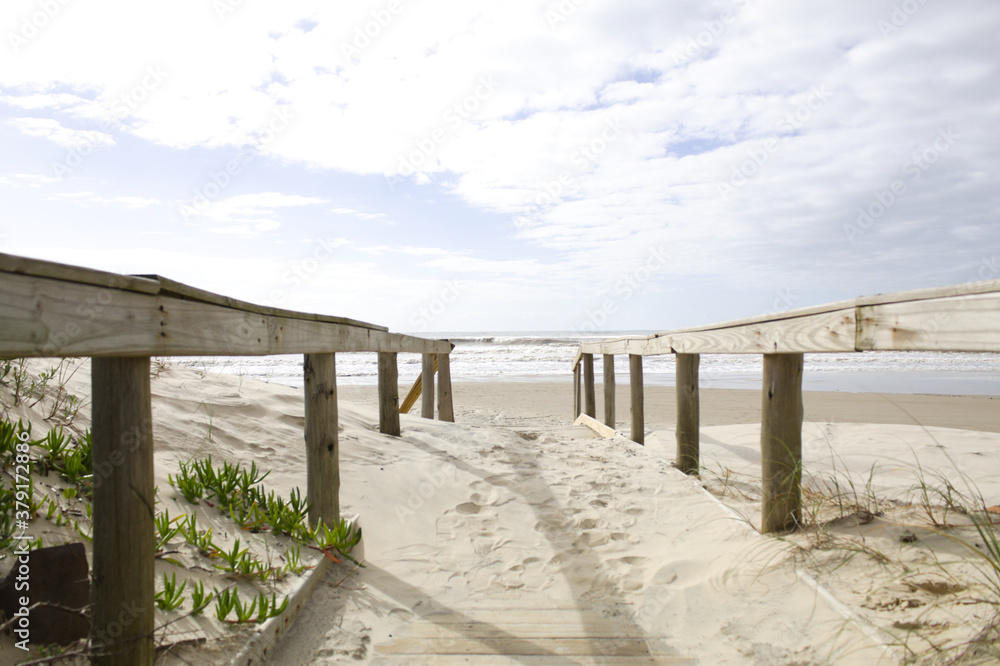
<box><xmin>572</xmin><ymin>279</ymin><xmax>1000</xmax><ymax>535</ymax></box>
<box><xmin>0</xmin><ymin>252</ymin><xmax>454</xmax><ymax>665</ymax></box>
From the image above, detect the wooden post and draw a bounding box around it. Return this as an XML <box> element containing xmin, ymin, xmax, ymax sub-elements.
<box><xmin>582</xmin><ymin>353</ymin><xmax>596</xmax><ymax>418</ymax></box>
<box><xmin>760</xmin><ymin>353</ymin><xmax>804</xmax><ymax>533</ymax></box>
<box><xmin>603</xmin><ymin>354</ymin><xmax>615</xmax><ymax>428</ymax></box>
<box><xmin>91</xmin><ymin>357</ymin><xmax>154</xmax><ymax>666</ymax></box>
<box><xmin>304</xmin><ymin>353</ymin><xmax>339</xmax><ymax>528</ymax></box>
<box><xmin>630</xmin><ymin>354</ymin><xmax>644</xmax><ymax>445</ymax></box>
<box><xmin>573</xmin><ymin>362</ymin><xmax>581</xmax><ymax>418</ymax></box>
<box><xmin>437</xmin><ymin>353</ymin><xmax>454</xmax><ymax>422</ymax></box>
<box><xmin>675</xmin><ymin>353</ymin><xmax>700</xmax><ymax>475</ymax></box>
<box><xmin>400</xmin><ymin>355</ymin><xmax>436</xmax><ymax>414</ymax></box>
<box><xmin>421</xmin><ymin>353</ymin><xmax>435</xmax><ymax>418</ymax></box>
<box><xmin>378</xmin><ymin>352</ymin><xmax>400</xmax><ymax>436</ymax></box>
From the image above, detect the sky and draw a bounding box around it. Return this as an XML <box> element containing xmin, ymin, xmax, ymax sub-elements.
<box><xmin>1</xmin><ymin>0</ymin><xmax>998</xmax><ymax>334</ymax></box>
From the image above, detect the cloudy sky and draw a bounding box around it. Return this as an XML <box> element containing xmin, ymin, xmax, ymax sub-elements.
<box><xmin>1</xmin><ymin>0</ymin><xmax>998</xmax><ymax>333</ymax></box>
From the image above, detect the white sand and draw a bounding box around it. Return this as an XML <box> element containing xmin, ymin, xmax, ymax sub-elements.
<box><xmin>3</xmin><ymin>363</ymin><xmax>999</xmax><ymax>664</ymax></box>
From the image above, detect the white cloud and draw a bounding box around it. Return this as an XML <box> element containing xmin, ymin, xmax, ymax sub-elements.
<box><xmin>359</xmin><ymin>245</ymin><xmax>455</xmax><ymax>257</ymax></box>
<box><xmin>0</xmin><ymin>173</ymin><xmax>60</xmax><ymax>187</ymax></box>
<box><xmin>330</xmin><ymin>207</ymin><xmax>389</xmax><ymax>221</ymax></box>
<box><xmin>91</xmin><ymin>196</ymin><xmax>161</xmax><ymax>208</ymax></box>
<box><xmin>184</xmin><ymin>192</ymin><xmax>328</xmax><ymax>237</ymax></box>
<box><xmin>46</xmin><ymin>192</ymin><xmax>159</xmax><ymax>208</ymax></box>
<box><xmin>1</xmin><ymin>1</ymin><xmax>999</xmax><ymax>328</ymax></box>
<box><xmin>7</xmin><ymin>117</ymin><xmax>114</xmax><ymax>149</ymax></box>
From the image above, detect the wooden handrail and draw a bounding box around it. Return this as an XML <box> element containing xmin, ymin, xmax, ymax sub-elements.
<box><xmin>0</xmin><ymin>252</ymin><xmax>458</xmax><ymax>665</ymax></box>
<box><xmin>573</xmin><ymin>278</ymin><xmax>1000</xmax><ymax>536</ymax></box>
<box><xmin>572</xmin><ymin>277</ymin><xmax>1000</xmax><ymax>366</ymax></box>
<box><xmin>0</xmin><ymin>252</ymin><xmax>449</xmax><ymax>357</ymax></box>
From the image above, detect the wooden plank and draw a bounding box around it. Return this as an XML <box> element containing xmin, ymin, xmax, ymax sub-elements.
<box><xmin>90</xmin><ymin>357</ymin><xmax>154</xmax><ymax>665</ymax></box>
<box><xmin>376</xmin><ymin>636</ymin><xmax>664</xmax><ymax>657</ymax></box>
<box><xmin>378</xmin><ymin>352</ymin><xmax>401</xmax><ymax>436</ymax></box>
<box><xmin>582</xmin><ymin>353</ymin><xmax>596</xmax><ymax>418</ymax></box>
<box><xmin>573</xmin><ymin>363</ymin><xmax>581</xmax><ymax>419</ymax></box>
<box><xmin>0</xmin><ymin>251</ymin><xmax>160</xmax><ymax>294</ymax></box>
<box><xmin>572</xmin><ymin>279</ymin><xmax>1000</xmax><ymax>363</ymax></box>
<box><xmin>575</xmin><ymin>413</ymin><xmax>624</xmax><ymax>440</ymax></box>
<box><xmin>437</xmin><ymin>353</ymin><xmax>455</xmax><ymax>422</ymax></box>
<box><xmin>578</xmin><ymin>308</ymin><xmax>855</xmax><ymax>357</ymax></box>
<box><xmin>400</xmin><ymin>356</ymin><xmax>436</xmax><ymax>414</ymax></box>
<box><xmin>667</xmin><ymin>308</ymin><xmax>856</xmax><ymax>354</ymax></box>
<box><xmin>400</xmin><ymin>622</ymin><xmax>667</xmax><ymax>639</ymax></box>
<box><xmin>142</xmin><ymin>274</ymin><xmax>387</xmax><ymax>331</ymax></box>
<box><xmin>857</xmin><ymin>292</ymin><xmax>1000</xmax><ymax>352</ymax></box>
<box><xmin>0</xmin><ymin>272</ymin><xmax>452</xmax><ymax>357</ymax></box>
<box><xmin>675</xmin><ymin>353</ymin><xmax>699</xmax><ymax>475</ymax></box>
<box><xmin>853</xmin><ymin>277</ymin><xmax>1000</xmax><ymax>307</ymax></box>
<box><xmin>0</xmin><ymin>252</ymin><xmax>392</xmax><ymax>331</ymax></box>
<box><xmin>367</xmin><ymin>656</ymin><xmax>689</xmax><ymax>665</ymax></box>
<box><xmin>399</xmin><ymin>368</ymin><xmax>422</xmax><ymax>415</ymax></box>
<box><xmin>629</xmin><ymin>354</ymin><xmax>644</xmax><ymax>445</ymax></box>
<box><xmin>304</xmin><ymin>353</ymin><xmax>339</xmax><ymax>527</ymax></box>
<box><xmin>760</xmin><ymin>353</ymin><xmax>803</xmax><ymax>533</ymax></box>
<box><xmin>603</xmin><ymin>354</ymin><xmax>615</xmax><ymax>428</ymax></box>
<box><xmin>421</xmin><ymin>353</ymin><xmax>436</xmax><ymax>419</ymax></box>
<box><xmin>421</xmin><ymin>609</ymin><xmax>618</xmax><ymax>625</ymax></box>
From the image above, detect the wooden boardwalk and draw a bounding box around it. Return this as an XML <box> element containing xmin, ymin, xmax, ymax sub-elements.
<box><xmin>373</xmin><ymin>601</ymin><xmax>691</xmax><ymax>664</ymax></box>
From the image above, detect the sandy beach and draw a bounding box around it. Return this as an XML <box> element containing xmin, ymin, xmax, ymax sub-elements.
<box><xmin>342</xmin><ymin>381</ymin><xmax>1000</xmax><ymax>433</ymax></box>
<box><xmin>3</xmin><ymin>362</ymin><xmax>1000</xmax><ymax>664</ymax></box>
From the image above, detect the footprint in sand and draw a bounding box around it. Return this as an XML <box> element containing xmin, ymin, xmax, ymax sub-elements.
<box><xmin>577</xmin><ymin>516</ymin><xmax>608</xmax><ymax>530</ymax></box>
<box><xmin>455</xmin><ymin>502</ymin><xmax>482</xmax><ymax>514</ymax></box>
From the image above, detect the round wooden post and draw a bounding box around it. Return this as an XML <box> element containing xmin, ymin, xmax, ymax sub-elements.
<box><xmin>437</xmin><ymin>353</ymin><xmax>455</xmax><ymax>422</ymax></box>
<box><xmin>675</xmin><ymin>353</ymin><xmax>700</xmax><ymax>474</ymax></box>
<box><xmin>304</xmin><ymin>353</ymin><xmax>339</xmax><ymax>528</ymax></box>
<box><xmin>629</xmin><ymin>354</ymin><xmax>644</xmax><ymax>445</ymax></box>
<box><xmin>760</xmin><ymin>353</ymin><xmax>804</xmax><ymax>533</ymax></box>
<box><xmin>603</xmin><ymin>354</ymin><xmax>615</xmax><ymax>428</ymax></box>
<box><xmin>421</xmin><ymin>353</ymin><xmax>435</xmax><ymax>418</ymax></box>
<box><xmin>582</xmin><ymin>353</ymin><xmax>596</xmax><ymax>418</ymax></box>
<box><xmin>378</xmin><ymin>352</ymin><xmax>400</xmax><ymax>436</ymax></box>
<box><xmin>91</xmin><ymin>357</ymin><xmax>154</xmax><ymax>666</ymax></box>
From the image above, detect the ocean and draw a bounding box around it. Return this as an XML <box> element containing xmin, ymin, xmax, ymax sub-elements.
<box><xmin>174</xmin><ymin>331</ymin><xmax>1000</xmax><ymax>396</ymax></box>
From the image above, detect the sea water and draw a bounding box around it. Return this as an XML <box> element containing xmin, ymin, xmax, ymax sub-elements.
<box><xmin>173</xmin><ymin>331</ymin><xmax>1000</xmax><ymax>396</ymax></box>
